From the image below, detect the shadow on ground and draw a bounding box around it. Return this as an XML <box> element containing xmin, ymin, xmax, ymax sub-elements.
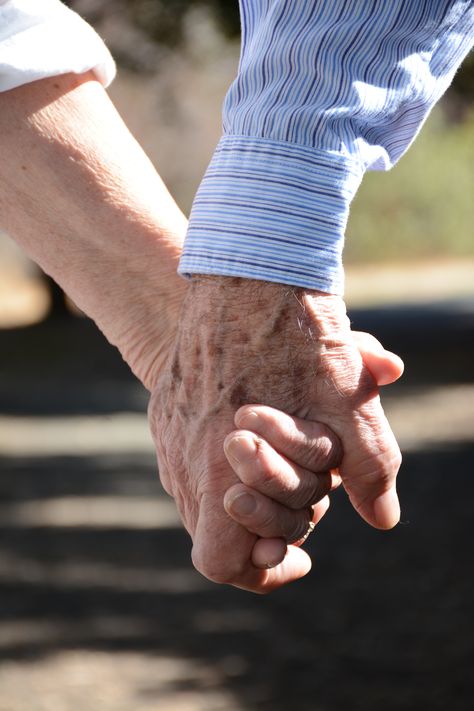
<box><xmin>0</xmin><ymin>303</ymin><xmax>473</xmax><ymax>710</ymax></box>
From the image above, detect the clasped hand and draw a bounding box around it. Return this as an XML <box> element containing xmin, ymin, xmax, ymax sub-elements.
<box><xmin>148</xmin><ymin>276</ymin><xmax>403</xmax><ymax>593</ymax></box>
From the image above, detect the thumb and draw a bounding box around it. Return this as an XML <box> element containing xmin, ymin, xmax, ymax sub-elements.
<box><xmin>191</xmin><ymin>490</ymin><xmax>258</xmax><ymax>586</ymax></box>
<box><xmin>341</xmin><ymin>395</ymin><xmax>402</xmax><ymax>530</ymax></box>
<box><xmin>353</xmin><ymin>331</ymin><xmax>404</xmax><ymax>386</ymax></box>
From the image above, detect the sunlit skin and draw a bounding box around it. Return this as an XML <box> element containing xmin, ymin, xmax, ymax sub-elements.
<box><xmin>224</xmin><ymin>334</ymin><xmax>404</xmax><ymax>573</ymax></box>
<box><xmin>151</xmin><ymin>276</ymin><xmax>404</xmax><ymax>592</ymax></box>
<box><xmin>1</xmin><ymin>72</ymin><xmax>404</xmax><ymax>593</ymax></box>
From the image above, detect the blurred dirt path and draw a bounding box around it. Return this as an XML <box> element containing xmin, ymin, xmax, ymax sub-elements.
<box><xmin>0</xmin><ymin>303</ymin><xmax>472</xmax><ymax>711</ymax></box>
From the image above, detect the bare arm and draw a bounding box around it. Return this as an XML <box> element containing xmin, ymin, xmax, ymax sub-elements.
<box><xmin>0</xmin><ymin>71</ymin><xmax>187</xmax><ymax>388</ymax></box>
<box><xmin>0</xmin><ymin>71</ymin><xmax>330</xmax><ymax>587</ymax></box>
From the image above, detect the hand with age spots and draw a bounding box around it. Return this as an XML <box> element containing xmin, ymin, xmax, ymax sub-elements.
<box><xmin>0</xmin><ymin>73</ymin><xmax>404</xmax><ymax>593</ymax></box>
<box><xmin>148</xmin><ymin>276</ymin><xmax>404</xmax><ymax>593</ymax></box>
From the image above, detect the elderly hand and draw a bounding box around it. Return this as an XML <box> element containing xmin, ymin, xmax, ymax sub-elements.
<box><xmin>148</xmin><ymin>276</ymin><xmax>403</xmax><ymax>592</ymax></box>
<box><xmin>223</xmin><ymin>329</ymin><xmax>403</xmax><ymax>569</ymax></box>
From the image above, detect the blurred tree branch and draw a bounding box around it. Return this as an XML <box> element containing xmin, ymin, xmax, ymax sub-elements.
<box><xmin>64</xmin><ymin>0</ymin><xmax>240</xmax><ymax>72</ymax></box>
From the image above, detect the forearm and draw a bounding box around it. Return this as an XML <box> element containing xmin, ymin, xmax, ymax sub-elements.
<box><xmin>0</xmin><ymin>72</ymin><xmax>187</xmax><ymax>388</ymax></box>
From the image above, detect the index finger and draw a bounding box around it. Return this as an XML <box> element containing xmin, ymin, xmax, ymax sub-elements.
<box><xmin>234</xmin><ymin>405</ymin><xmax>342</xmax><ymax>472</ymax></box>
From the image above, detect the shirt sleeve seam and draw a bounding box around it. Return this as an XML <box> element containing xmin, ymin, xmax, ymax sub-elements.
<box><xmin>220</xmin><ymin>132</ymin><xmax>365</xmax><ymax>172</ymax></box>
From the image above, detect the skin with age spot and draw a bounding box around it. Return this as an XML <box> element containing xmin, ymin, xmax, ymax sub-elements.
<box><xmin>230</xmin><ymin>381</ymin><xmax>249</xmax><ymax>408</ymax></box>
<box><xmin>170</xmin><ymin>355</ymin><xmax>181</xmax><ymax>381</ymax></box>
<box><xmin>0</xmin><ymin>72</ymin><xmax>402</xmax><ymax>594</ymax></box>
<box><xmin>149</xmin><ymin>275</ymin><xmax>402</xmax><ymax>592</ymax></box>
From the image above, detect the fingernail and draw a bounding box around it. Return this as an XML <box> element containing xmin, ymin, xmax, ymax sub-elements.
<box><xmin>225</xmin><ymin>435</ymin><xmax>257</xmax><ymax>464</ymax></box>
<box><xmin>252</xmin><ymin>539</ymin><xmax>287</xmax><ymax>569</ymax></box>
<box><xmin>235</xmin><ymin>408</ymin><xmax>260</xmax><ymax>428</ymax></box>
<box><xmin>229</xmin><ymin>492</ymin><xmax>257</xmax><ymax>516</ymax></box>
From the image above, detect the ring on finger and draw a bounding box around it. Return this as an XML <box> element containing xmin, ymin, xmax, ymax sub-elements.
<box><xmin>288</xmin><ymin>507</ymin><xmax>316</xmax><ymax>545</ymax></box>
<box><xmin>299</xmin><ymin>520</ymin><xmax>316</xmax><ymax>543</ymax></box>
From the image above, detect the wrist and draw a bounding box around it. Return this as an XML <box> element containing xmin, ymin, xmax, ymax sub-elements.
<box><xmin>168</xmin><ymin>275</ymin><xmax>355</xmax><ymax>424</ymax></box>
<box><xmin>191</xmin><ymin>274</ymin><xmax>349</xmax><ymax>339</ymax></box>
<box><xmin>80</xmin><ymin>224</ymin><xmax>187</xmax><ymax>390</ymax></box>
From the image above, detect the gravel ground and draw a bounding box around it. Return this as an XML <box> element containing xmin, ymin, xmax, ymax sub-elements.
<box><xmin>0</xmin><ymin>304</ymin><xmax>473</xmax><ymax>711</ymax></box>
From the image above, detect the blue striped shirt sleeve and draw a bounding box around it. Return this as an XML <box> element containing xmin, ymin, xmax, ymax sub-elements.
<box><xmin>179</xmin><ymin>1</ymin><xmax>474</xmax><ymax>295</ymax></box>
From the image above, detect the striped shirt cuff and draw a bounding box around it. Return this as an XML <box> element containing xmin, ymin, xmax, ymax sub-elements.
<box><xmin>178</xmin><ymin>135</ymin><xmax>364</xmax><ymax>295</ymax></box>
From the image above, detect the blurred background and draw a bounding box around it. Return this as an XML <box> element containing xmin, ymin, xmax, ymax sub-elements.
<box><xmin>0</xmin><ymin>2</ymin><xmax>473</xmax><ymax>709</ymax></box>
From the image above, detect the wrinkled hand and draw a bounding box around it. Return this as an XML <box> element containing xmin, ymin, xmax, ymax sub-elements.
<box><xmin>148</xmin><ymin>276</ymin><xmax>403</xmax><ymax>592</ymax></box>
<box><xmin>149</xmin><ymin>398</ymin><xmax>341</xmax><ymax>593</ymax></box>
<box><xmin>223</xmin><ymin>330</ymin><xmax>404</xmax><ymax>568</ymax></box>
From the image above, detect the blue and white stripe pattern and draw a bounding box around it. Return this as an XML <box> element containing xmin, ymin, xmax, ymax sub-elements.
<box><xmin>179</xmin><ymin>0</ymin><xmax>474</xmax><ymax>294</ymax></box>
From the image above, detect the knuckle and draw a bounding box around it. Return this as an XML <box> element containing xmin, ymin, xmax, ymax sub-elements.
<box><xmin>257</xmin><ymin>507</ymin><xmax>279</xmax><ymax>536</ymax></box>
<box><xmin>306</xmin><ymin>473</ymin><xmax>331</xmax><ymax>504</ymax></box>
<box><xmin>377</xmin><ymin>444</ymin><xmax>402</xmax><ymax>481</ymax></box>
<box><xmin>237</xmin><ymin>463</ymin><xmax>263</xmax><ymax>489</ymax></box>
<box><xmin>240</xmin><ymin>456</ymin><xmax>273</xmax><ymax>490</ymax></box>
<box><xmin>304</xmin><ymin>437</ymin><xmax>328</xmax><ymax>466</ymax></box>
<box><xmin>287</xmin><ymin>515</ymin><xmax>311</xmax><ymax>544</ymax></box>
<box><xmin>350</xmin><ymin>442</ymin><xmax>402</xmax><ymax>494</ymax></box>
<box><xmin>280</xmin><ymin>474</ymin><xmax>324</xmax><ymax>509</ymax></box>
<box><xmin>299</xmin><ymin>432</ymin><xmax>340</xmax><ymax>471</ymax></box>
<box><xmin>280</xmin><ymin>488</ymin><xmax>307</xmax><ymax>510</ymax></box>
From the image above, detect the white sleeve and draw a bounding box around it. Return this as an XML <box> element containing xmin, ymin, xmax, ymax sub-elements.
<box><xmin>0</xmin><ymin>0</ymin><xmax>116</xmax><ymax>92</ymax></box>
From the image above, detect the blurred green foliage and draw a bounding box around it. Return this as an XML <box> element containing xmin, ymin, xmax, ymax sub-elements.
<box><xmin>346</xmin><ymin>108</ymin><xmax>474</xmax><ymax>263</ymax></box>
<box><xmin>451</xmin><ymin>52</ymin><xmax>474</xmax><ymax>106</ymax></box>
